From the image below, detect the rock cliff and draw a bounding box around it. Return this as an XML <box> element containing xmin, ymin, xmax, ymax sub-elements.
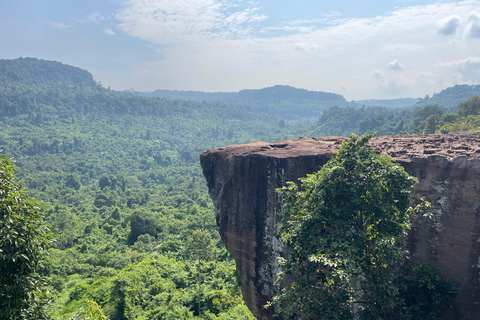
<box><xmin>200</xmin><ymin>133</ymin><xmax>480</xmax><ymax>320</ymax></box>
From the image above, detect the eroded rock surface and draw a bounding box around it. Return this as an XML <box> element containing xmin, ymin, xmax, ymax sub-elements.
<box><xmin>200</xmin><ymin>133</ymin><xmax>480</xmax><ymax>320</ymax></box>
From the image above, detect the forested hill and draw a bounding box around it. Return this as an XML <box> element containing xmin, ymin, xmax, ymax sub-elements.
<box><xmin>0</xmin><ymin>57</ymin><xmax>96</xmax><ymax>88</ymax></box>
<box><xmin>416</xmin><ymin>84</ymin><xmax>480</xmax><ymax>108</ymax></box>
<box><xmin>145</xmin><ymin>84</ymin><xmax>480</xmax><ymax>111</ymax></box>
<box><xmin>236</xmin><ymin>85</ymin><xmax>345</xmax><ymax>102</ymax></box>
<box><xmin>0</xmin><ymin>57</ymin><xmax>199</xmax><ymax>118</ymax></box>
<box><xmin>142</xmin><ymin>85</ymin><xmax>348</xmax><ymax>122</ymax></box>
<box><xmin>142</xmin><ymin>89</ymin><xmax>236</xmax><ymax>102</ymax></box>
<box><xmin>143</xmin><ymin>85</ymin><xmax>345</xmax><ymax>103</ymax></box>
<box><xmin>354</xmin><ymin>98</ymin><xmax>420</xmax><ymax>108</ymax></box>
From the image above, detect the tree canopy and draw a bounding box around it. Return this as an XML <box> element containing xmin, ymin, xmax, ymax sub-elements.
<box><xmin>458</xmin><ymin>95</ymin><xmax>480</xmax><ymax>117</ymax></box>
<box><xmin>0</xmin><ymin>154</ymin><xmax>51</xmax><ymax>319</ymax></box>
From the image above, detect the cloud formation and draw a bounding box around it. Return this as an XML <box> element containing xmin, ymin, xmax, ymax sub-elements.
<box><xmin>466</xmin><ymin>13</ymin><xmax>480</xmax><ymax>38</ymax></box>
<box><xmin>294</xmin><ymin>42</ymin><xmax>320</xmax><ymax>51</ymax></box>
<box><xmin>105</xmin><ymin>28</ymin><xmax>116</xmax><ymax>36</ymax></box>
<box><xmin>389</xmin><ymin>60</ymin><xmax>405</xmax><ymax>71</ymax></box>
<box><xmin>77</xmin><ymin>12</ymin><xmax>105</xmax><ymax>24</ymax></box>
<box><xmin>261</xmin><ymin>11</ymin><xmax>346</xmax><ymax>36</ymax></box>
<box><xmin>372</xmin><ymin>70</ymin><xmax>385</xmax><ymax>79</ymax></box>
<box><xmin>437</xmin><ymin>15</ymin><xmax>460</xmax><ymax>35</ymax></box>
<box><xmin>51</xmin><ymin>22</ymin><xmax>71</xmax><ymax>31</ymax></box>
<box><xmin>116</xmin><ymin>0</ymin><xmax>267</xmax><ymax>46</ymax></box>
<box><xmin>440</xmin><ymin>56</ymin><xmax>480</xmax><ymax>82</ymax></box>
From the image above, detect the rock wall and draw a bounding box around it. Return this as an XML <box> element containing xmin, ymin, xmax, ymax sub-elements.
<box><xmin>200</xmin><ymin>133</ymin><xmax>480</xmax><ymax>320</ymax></box>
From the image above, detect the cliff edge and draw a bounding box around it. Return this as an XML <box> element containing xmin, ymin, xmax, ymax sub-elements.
<box><xmin>200</xmin><ymin>133</ymin><xmax>480</xmax><ymax>319</ymax></box>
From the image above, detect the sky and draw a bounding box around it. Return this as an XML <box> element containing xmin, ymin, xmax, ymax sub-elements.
<box><xmin>1</xmin><ymin>0</ymin><xmax>479</xmax><ymax>100</ymax></box>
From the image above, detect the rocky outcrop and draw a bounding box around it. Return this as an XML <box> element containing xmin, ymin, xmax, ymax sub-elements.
<box><xmin>200</xmin><ymin>133</ymin><xmax>480</xmax><ymax>320</ymax></box>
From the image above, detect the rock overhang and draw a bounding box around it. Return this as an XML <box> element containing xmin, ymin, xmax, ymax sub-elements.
<box><xmin>200</xmin><ymin>133</ymin><xmax>480</xmax><ymax>320</ymax></box>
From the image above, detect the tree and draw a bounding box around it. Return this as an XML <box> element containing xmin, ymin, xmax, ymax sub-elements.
<box><xmin>415</xmin><ymin>105</ymin><xmax>443</xmax><ymax>120</ymax></box>
<box><xmin>424</xmin><ymin>114</ymin><xmax>441</xmax><ymax>134</ymax></box>
<box><xmin>184</xmin><ymin>229</ymin><xmax>214</xmax><ymax>317</ymax></box>
<box><xmin>127</xmin><ymin>210</ymin><xmax>160</xmax><ymax>245</ymax></box>
<box><xmin>398</xmin><ymin>262</ymin><xmax>460</xmax><ymax>320</ymax></box>
<box><xmin>458</xmin><ymin>95</ymin><xmax>480</xmax><ymax>117</ymax></box>
<box><xmin>98</xmin><ymin>174</ymin><xmax>113</xmax><ymax>191</ymax></box>
<box><xmin>272</xmin><ymin>133</ymin><xmax>424</xmax><ymax>320</ymax></box>
<box><xmin>65</xmin><ymin>174</ymin><xmax>81</xmax><ymax>190</ymax></box>
<box><xmin>69</xmin><ymin>299</ymin><xmax>107</xmax><ymax>320</ymax></box>
<box><xmin>0</xmin><ymin>154</ymin><xmax>52</xmax><ymax>319</ymax></box>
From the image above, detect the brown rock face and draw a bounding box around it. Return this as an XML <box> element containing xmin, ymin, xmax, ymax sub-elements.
<box><xmin>200</xmin><ymin>133</ymin><xmax>480</xmax><ymax>320</ymax></box>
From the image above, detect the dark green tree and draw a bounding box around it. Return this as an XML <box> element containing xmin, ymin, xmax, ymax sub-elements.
<box><xmin>0</xmin><ymin>154</ymin><xmax>52</xmax><ymax>319</ymax></box>
<box><xmin>98</xmin><ymin>174</ymin><xmax>113</xmax><ymax>191</ymax></box>
<box><xmin>65</xmin><ymin>174</ymin><xmax>81</xmax><ymax>190</ymax></box>
<box><xmin>185</xmin><ymin>229</ymin><xmax>214</xmax><ymax>317</ymax></box>
<box><xmin>127</xmin><ymin>210</ymin><xmax>160</xmax><ymax>245</ymax></box>
<box><xmin>424</xmin><ymin>114</ymin><xmax>441</xmax><ymax>134</ymax></box>
<box><xmin>398</xmin><ymin>262</ymin><xmax>460</xmax><ymax>320</ymax></box>
<box><xmin>271</xmin><ymin>133</ymin><xmax>424</xmax><ymax>320</ymax></box>
<box><xmin>415</xmin><ymin>105</ymin><xmax>443</xmax><ymax>120</ymax></box>
<box><xmin>441</xmin><ymin>113</ymin><xmax>458</xmax><ymax>123</ymax></box>
<box><xmin>458</xmin><ymin>95</ymin><xmax>480</xmax><ymax>117</ymax></box>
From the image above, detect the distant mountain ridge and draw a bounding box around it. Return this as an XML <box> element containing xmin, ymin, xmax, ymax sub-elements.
<box><xmin>2</xmin><ymin>57</ymin><xmax>480</xmax><ymax>121</ymax></box>
<box><xmin>144</xmin><ymin>84</ymin><xmax>480</xmax><ymax>111</ymax></box>
<box><xmin>416</xmin><ymin>84</ymin><xmax>480</xmax><ymax>109</ymax></box>
<box><xmin>236</xmin><ymin>85</ymin><xmax>345</xmax><ymax>102</ymax></box>
<box><xmin>142</xmin><ymin>85</ymin><xmax>348</xmax><ymax>122</ymax></box>
<box><xmin>355</xmin><ymin>98</ymin><xmax>420</xmax><ymax>108</ymax></box>
<box><xmin>142</xmin><ymin>89</ymin><xmax>236</xmax><ymax>102</ymax></box>
<box><xmin>143</xmin><ymin>85</ymin><xmax>346</xmax><ymax>104</ymax></box>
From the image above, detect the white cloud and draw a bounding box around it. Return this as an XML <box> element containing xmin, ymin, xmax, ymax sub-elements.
<box><xmin>285</xmin><ymin>11</ymin><xmax>343</xmax><ymax>25</ymax></box>
<box><xmin>372</xmin><ymin>70</ymin><xmax>385</xmax><ymax>79</ymax></box>
<box><xmin>263</xmin><ymin>25</ymin><xmax>315</xmax><ymax>34</ymax></box>
<box><xmin>466</xmin><ymin>12</ymin><xmax>480</xmax><ymax>38</ymax></box>
<box><xmin>77</xmin><ymin>12</ymin><xmax>105</xmax><ymax>24</ymax></box>
<box><xmin>104</xmin><ymin>28</ymin><xmax>116</xmax><ymax>36</ymax></box>
<box><xmin>115</xmin><ymin>0</ymin><xmax>267</xmax><ymax>46</ymax></box>
<box><xmin>383</xmin><ymin>44</ymin><xmax>421</xmax><ymax>53</ymax></box>
<box><xmin>389</xmin><ymin>59</ymin><xmax>405</xmax><ymax>71</ymax></box>
<box><xmin>378</xmin><ymin>79</ymin><xmax>407</xmax><ymax>96</ymax></box>
<box><xmin>261</xmin><ymin>11</ymin><xmax>345</xmax><ymax>35</ymax></box>
<box><xmin>294</xmin><ymin>42</ymin><xmax>320</xmax><ymax>51</ymax></box>
<box><xmin>437</xmin><ymin>15</ymin><xmax>460</xmax><ymax>35</ymax></box>
<box><xmin>50</xmin><ymin>22</ymin><xmax>71</xmax><ymax>31</ymax></box>
<box><xmin>438</xmin><ymin>56</ymin><xmax>480</xmax><ymax>82</ymax></box>
<box><xmin>457</xmin><ymin>57</ymin><xmax>480</xmax><ymax>81</ymax></box>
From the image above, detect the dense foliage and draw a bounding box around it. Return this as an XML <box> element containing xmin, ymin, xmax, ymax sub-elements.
<box><xmin>271</xmin><ymin>133</ymin><xmax>456</xmax><ymax>320</ymax></box>
<box><xmin>0</xmin><ymin>154</ymin><xmax>51</xmax><ymax>319</ymax></box>
<box><xmin>1</xmin><ymin>58</ymin><xmax>293</xmax><ymax>319</ymax></box>
<box><xmin>413</xmin><ymin>95</ymin><xmax>480</xmax><ymax>134</ymax></box>
<box><xmin>397</xmin><ymin>262</ymin><xmax>460</xmax><ymax>320</ymax></box>
<box><xmin>416</xmin><ymin>84</ymin><xmax>480</xmax><ymax>108</ymax></box>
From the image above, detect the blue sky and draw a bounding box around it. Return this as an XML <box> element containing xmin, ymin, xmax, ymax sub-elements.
<box><xmin>1</xmin><ymin>0</ymin><xmax>479</xmax><ymax>99</ymax></box>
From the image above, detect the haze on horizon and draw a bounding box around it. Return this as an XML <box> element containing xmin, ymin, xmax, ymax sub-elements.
<box><xmin>1</xmin><ymin>0</ymin><xmax>479</xmax><ymax>100</ymax></box>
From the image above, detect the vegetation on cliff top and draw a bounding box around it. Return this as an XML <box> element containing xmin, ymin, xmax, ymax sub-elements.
<box><xmin>271</xmin><ymin>133</ymin><xmax>459</xmax><ymax>320</ymax></box>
